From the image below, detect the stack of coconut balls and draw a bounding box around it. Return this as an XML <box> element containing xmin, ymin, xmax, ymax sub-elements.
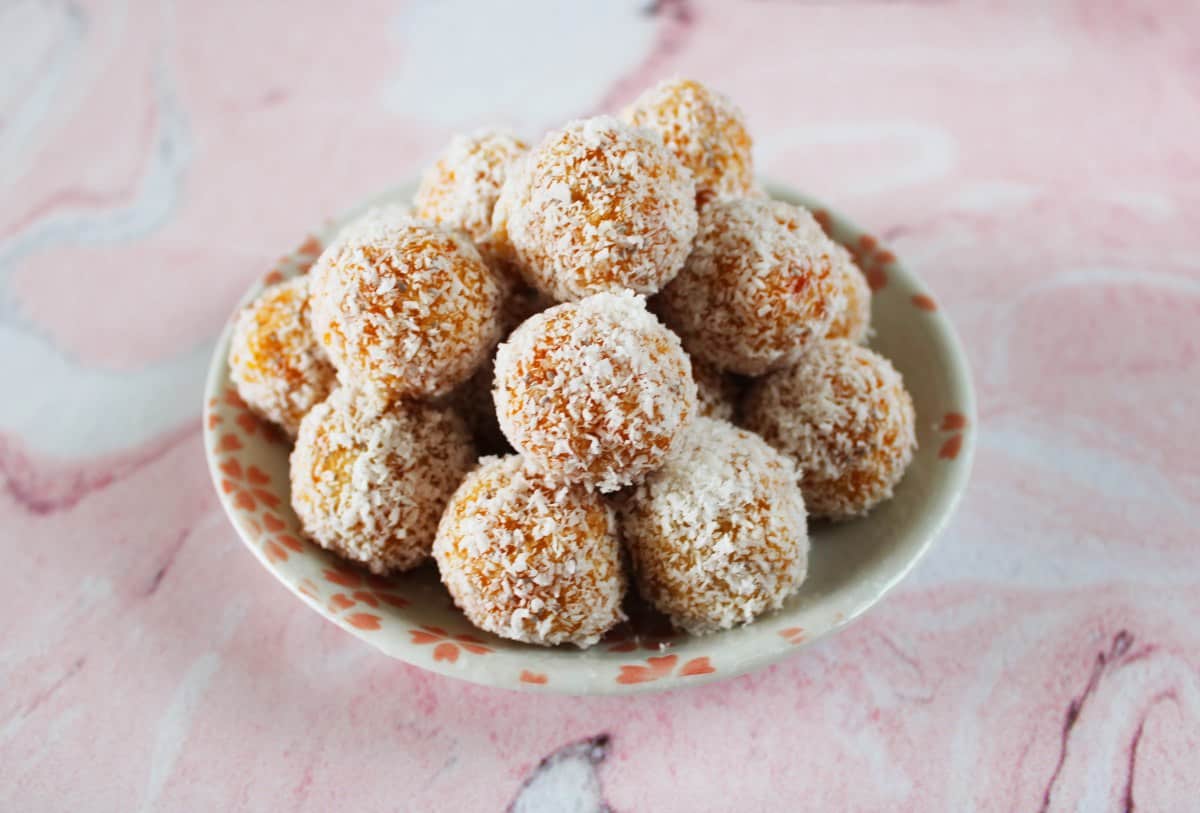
<box><xmin>227</xmin><ymin>78</ymin><xmax>916</xmax><ymax>648</ymax></box>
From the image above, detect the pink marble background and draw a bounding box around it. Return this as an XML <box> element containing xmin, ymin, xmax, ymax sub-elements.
<box><xmin>2</xmin><ymin>1</ymin><xmax>1198</xmax><ymax>810</ymax></box>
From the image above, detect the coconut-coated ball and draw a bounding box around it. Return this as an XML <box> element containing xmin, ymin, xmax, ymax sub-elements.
<box><xmin>742</xmin><ymin>339</ymin><xmax>916</xmax><ymax>520</ymax></box>
<box><xmin>623</xmin><ymin>77</ymin><xmax>754</xmax><ymax>207</ymax></box>
<box><xmin>657</xmin><ymin>197</ymin><xmax>843</xmax><ymax>376</ymax></box>
<box><xmin>619</xmin><ymin>417</ymin><xmax>809</xmax><ymax>635</ymax></box>
<box><xmin>309</xmin><ymin>209</ymin><xmax>502</xmax><ymax>404</ymax></box>
<box><xmin>491</xmin><ymin>116</ymin><xmax>698</xmax><ymax>301</ymax></box>
<box><xmin>412</xmin><ymin>128</ymin><xmax>528</xmax><ymax>260</ymax></box>
<box><xmin>494</xmin><ymin>291</ymin><xmax>697</xmax><ymax>493</ymax></box>
<box><xmin>826</xmin><ymin>244</ymin><xmax>871</xmax><ymax>344</ymax></box>
<box><xmin>290</xmin><ymin>387</ymin><xmax>475</xmax><ymax>574</ymax></box>
<box><xmin>228</xmin><ymin>275</ymin><xmax>335</xmax><ymax>437</ymax></box>
<box><xmin>433</xmin><ymin>455</ymin><xmax>626</xmax><ymax>647</ymax></box>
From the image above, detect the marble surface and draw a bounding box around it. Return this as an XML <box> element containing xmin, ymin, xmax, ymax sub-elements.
<box><xmin>2</xmin><ymin>1</ymin><xmax>1198</xmax><ymax>810</ymax></box>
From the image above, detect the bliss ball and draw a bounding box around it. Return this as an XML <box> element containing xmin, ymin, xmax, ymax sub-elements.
<box><xmin>692</xmin><ymin>358</ymin><xmax>741</xmax><ymax>422</ymax></box>
<box><xmin>412</xmin><ymin>128</ymin><xmax>528</xmax><ymax>261</ymax></box>
<box><xmin>619</xmin><ymin>417</ymin><xmax>809</xmax><ymax>635</ymax></box>
<box><xmin>494</xmin><ymin>291</ymin><xmax>697</xmax><ymax>493</ymax></box>
<box><xmin>657</xmin><ymin>197</ymin><xmax>843</xmax><ymax>376</ymax></box>
<box><xmin>309</xmin><ymin>209</ymin><xmax>502</xmax><ymax>404</ymax></box>
<box><xmin>826</xmin><ymin>244</ymin><xmax>871</xmax><ymax>344</ymax></box>
<box><xmin>433</xmin><ymin>455</ymin><xmax>626</xmax><ymax>647</ymax></box>
<box><xmin>743</xmin><ymin>339</ymin><xmax>916</xmax><ymax>520</ymax></box>
<box><xmin>491</xmin><ymin>115</ymin><xmax>698</xmax><ymax>301</ymax></box>
<box><xmin>290</xmin><ymin>387</ymin><xmax>475</xmax><ymax>574</ymax></box>
<box><xmin>228</xmin><ymin>275</ymin><xmax>335</xmax><ymax>437</ymax></box>
<box><xmin>623</xmin><ymin>77</ymin><xmax>754</xmax><ymax>207</ymax></box>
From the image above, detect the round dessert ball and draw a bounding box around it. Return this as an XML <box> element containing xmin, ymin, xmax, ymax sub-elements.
<box><xmin>412</xmin><ymin>128</ymin><xmax>528</xmax><ymax>260</ymax></box>
<box><xmin>657</xmin><ymin>197</ymin><xmax>843</xmax><ymax>376</ymax></box>
<box><xmin>309</xmin><ymin>209</ymin><xmax>502</xmax><ymax>404</ymax></box>
<box><xmin>826</xmin><ymin>244</ymin><xmax>871</xmax><ymax>344</ymax></box>
<box><xmin>290</xmin><ymin>387</ymin><xmax>475</xmax><ymax>574</ymax></box>
<box><xmin>491</xmin><ymin>115</ymin><xmax>698</xmax><ymax>301</ymax></box>
<box><xmin>494</xmin><ymin>291</ymin><xmax>697</xmax><ymax>493</ymax></box>
<box><xmin>228</xmin><ymin>275</ymin><xmax>335</xmax><ymax>437</ymax></box>
<box><xmin>742</xmin><ymin>339</ymin><xmax>917</xmax><ymax>520</ymax></box>
<box><xmin>619</xmin><ymin>417</ymin><xmax>809</xmax><ymax>635</ymax></box>
<box><xmin>692</xmin><ymin>358</ymin><xmax>741</xmax><ymax>422</ymax></box>
<box><xmin>623</xmin><ymin>77</ymin><xmax>754</xmax><ymax>207</ymax></box>
<box><xmin>433</xmin><ymin>454</ymin><xmax>626</xmax><ymax>647</ymax></box>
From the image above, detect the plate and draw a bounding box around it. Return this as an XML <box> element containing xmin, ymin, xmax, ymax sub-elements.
<box><xmin>203</xmin><ymin>179</ymin><xmax>975</xmax><ymax>694</ymax></box>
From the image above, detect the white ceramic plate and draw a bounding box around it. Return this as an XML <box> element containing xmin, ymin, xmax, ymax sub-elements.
<box><xmin>203</xmin><ymin>179</ymin><xmax>975</xmax><ymax>694</ymax></box>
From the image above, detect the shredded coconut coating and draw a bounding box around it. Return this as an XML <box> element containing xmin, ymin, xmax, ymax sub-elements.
<box><xmin>412</xmin><ymin>128</ymin><xmax>528</xmax><ymax>260</ymax></box>
<box><xmin>290</xmin><ymin>387</ymin><xmax>476</xmax><ymax>574</ymax></box>
<box><xmin>491</xmin><ymin>116</ymin><xmax>698</xmax><ymax>301</ymax></box>
<box><xmin>826</xmin><ymin>244</ymin><xmax>871</xmax><ymax>344</ymax></box>
<box><xmin>623</xmin><ymin>77</ymin><xmax>754</xmax><ymax>208</ymax></box>
<box><xmin>433</xmin><ymin>455</ymin><xmax>627</xmax><ymax>647</ymax></box>
<box><xmin>228</xmin><ymin>275</ymin><xmax>335</xmax><ymax>437</ymax></box>
<box><xmin>657</xmin><ymin>198</ymin><xmax>843</xmax><ymax>376</ymax></box>
<box><xmin>742</xmin><ymin>340</ymin><xmax>917</xmax><ymax>520</ymax></box>
<box><xmin>494</xmin><ymin>291</ymin><xmax>697</xmax><ymax>493</ymax></box>
<box><xmin>692</xmin><ymin>358</ymin><xmax>741</xmax><ymax>422</ymax></box>
<box><xmin>619</xmin><ymin>417</ymin><xmax>809</xmax><ymax>635</ymax></box>
<box><xmin>309</xmin><ymin>209</ymin><xmax>502</xmax><ymax>404</ymax></box>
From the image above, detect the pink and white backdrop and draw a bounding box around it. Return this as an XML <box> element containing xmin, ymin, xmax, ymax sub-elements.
<box><xmin>2</xmin><ymin>1</ymin><xmax>1198</xmax><ymax>810</ymax></box>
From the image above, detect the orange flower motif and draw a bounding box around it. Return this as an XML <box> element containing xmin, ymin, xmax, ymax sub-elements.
<box><xmin>779</xmin><ymin>627</ymin><xmax>806</xmax><ymax>645</ymax></box>
<box><xmin>911</xmin><ymin>294</ymin><xmax>937</xmax><ymax>312</ymax></box>
<box><xmin>346</xmin><ymin>613</ymin><xmax>381</xmax><ymax>631</ymax></box>
<box><xmin>937</xmin><ymin>412</ymin><xmax>968</xmax><ymax>460</ymax></box>
<box><xmin>297</xmin><ymin>578</ymin><xmax>320</xmax><ymax>600</ymax></box>
<box><xmin>678</xmin><ymin>657</ymin><xmax>715</xmax><ymax>676</ymax></box>
<box><xmin>249</xmin><ymin>512</ymin><xmax>304</xmax><ymax>564</ymax></box>
<box><xmin>352</xmin><ymin>590</ymin><xmax>379</xmax><ymax>608</ymax></box>
<box><xmin>207</xmin><ymin>412</ymin><xmax>221</xmax><ymax>429</ymax></box>
<box><xmin>941</xmin><ymin>412</ymin><xmax>967</xmax><ymax>431</ymax></box>
<box><xmin>236</xmin><ymin>411</ymin><xmax>262</xmax><ymax>435</ymax></box>
<box><xmin>263</xmin><ymin>539</ymin><xmax>289</xmax><ymax>563</ymax></box>
<box><xmin>319</xmin><ymin>597</ymin><xmax>384</xmax><ymax>630</ymax></box>
<box><xmin>520</xmin><ymin>670</ymin><xmax>549</xmax><ymax>685</ymax></box>
<box><xmin>219</xmin><ymin>386</ymin><xmax>285</xmax><ymax>442</ymax></box>
<box><xmin>607</xmin><ymin>639</ymin><xmax>639</xmax><ymax>653</ymax></box>
<box><xmin>224</xmin><ymin>387</ymin><xmax>248</xmax><ymax>410</ymax></box>
<box><xmin>319</xmin><ymin>568</ymin><xmax>410</xmax><ymax>612</ymax></box>
<box><xmin>219</xmin><ymin>459</ymin><xmax>280</xmax><ymax>512</ymax></box>
<box><xmin>263</xmin><ymin>269</ymin><xmax>285</xmax><ymax>286</ymax></box>
<box><xmin>323</xmin><ymin>567</ymin><xmax>363</xmax><ymax>588</ymax></box>
<box><xmin>328</xmin><ymin>593</ymin><xmax>355</xmax><ymax>612</ymax></box>
<box><xmin>408</xmin><ymin>625</ymin><xmax>493</xmax><ymax>662</ymax></box>
<box><xmin>837</xmin><ymin>231</ymin><xmax>894</xmax><ymax>292</ymax></box>
<box><xmin>939</xmin><ymin>435</ymin><xmax>964</xmax><ymax>460</ymax></box>
<box><xmin>294</xmin><ymin>234</ymin><xmax>324</xmax><ymax>273</ymax></box>
<box><xmin>616</xmin><ymin>654</ymin><xmax>715</xmax><ymax>685</ymax></box>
